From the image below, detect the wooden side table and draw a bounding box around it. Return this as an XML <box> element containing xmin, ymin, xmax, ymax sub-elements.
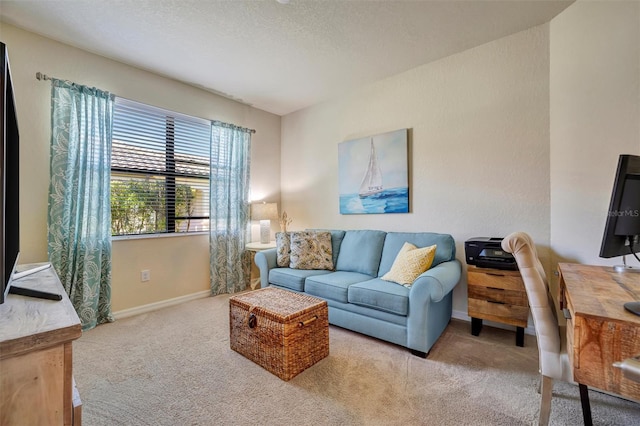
<box><xmin>467</xmin><ymin>265</ymin><xmax>529</xmax><ymax>347</ymax></box>
<box><xmin>245</xmin><ymin>241</ymin><xmax>276</xmax><ymax>290</ymax></box>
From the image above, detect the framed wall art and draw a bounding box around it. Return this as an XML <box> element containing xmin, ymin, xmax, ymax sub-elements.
<box><xmin>338</xmin><ymin>128</ymin><xmax>409</xmax><ymax>214</ymax></box>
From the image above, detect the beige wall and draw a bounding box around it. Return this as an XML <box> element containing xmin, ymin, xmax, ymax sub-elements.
<box><xmin>281</xmin><ymin>26</ymin><xmax>551</xmax><ymax>315</ymax></box>
<box><xmin>550</xmin><ymin>0</ymin><xmax>640</xmax><ymax>267</ymax></box>
<box><xmin>0</xmin><ymin>24</ymin><xmax>281</xmax><ymax>312</ymax></box>
<box><xmin>4</xmin><ymin>0</ymin><xmax>637</xmax><ymax>318</ymax></box>
<box><xmin>280</xmin><ymin>0</ymin><xmax>640</xmax><ymax>318</ymax></box>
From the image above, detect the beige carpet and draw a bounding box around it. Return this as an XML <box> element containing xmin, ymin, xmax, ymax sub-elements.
<box><xmin>74</xmin><ymin>294</ymin><xmax>639</xmax><ymax>425</ymax></box>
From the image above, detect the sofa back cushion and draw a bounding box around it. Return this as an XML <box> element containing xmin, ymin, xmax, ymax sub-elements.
<box><xmin>378</xmin><ymin>232</ymin><xmax>456</xmax><ymax>277</ymax></box>
<box><xmin>335</xmin><ymin>230</ymin><xmax>387</xmax><ymax>276</ymax></box>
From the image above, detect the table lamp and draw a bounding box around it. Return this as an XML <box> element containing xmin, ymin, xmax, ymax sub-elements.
<box><xmin>251</xmin><ymin>202</ymin><xmax>278</xmax><ymax>244</ymax></box>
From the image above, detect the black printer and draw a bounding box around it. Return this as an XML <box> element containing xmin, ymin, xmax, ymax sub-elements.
<box><xmin>464</xmin><ymin>237</ymin><xmax>518</xmax><ymax>270</ymax></box>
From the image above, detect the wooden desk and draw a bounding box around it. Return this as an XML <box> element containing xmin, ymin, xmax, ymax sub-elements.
<box><xmin>558</xmin><ymin>263</ymin><xmax>640</xmax><ymax>402</ymax></box>
<box><xmin>0</xmin><ymin>265</ymin><xmax>82</xmax><ymax>425</ymax></box>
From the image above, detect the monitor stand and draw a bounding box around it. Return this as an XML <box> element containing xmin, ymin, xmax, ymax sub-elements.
<box><xmin>614</xmin><ymin>265</ymin><xmax>640</xmax><ymax>273</ymax></box>
<box><xmin>613</xmin><ymin>255</ymin><xmax>640</xmax><ymax>273</ymax></box>
<box><xmin>8</xmin><ymin>263</ymin><xmax>62</xmax><ymax>301</ymax></box>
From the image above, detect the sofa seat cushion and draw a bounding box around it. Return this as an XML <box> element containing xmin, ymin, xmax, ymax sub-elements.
<box><xmin>348</xmin><ymin>278</ymin><xmax>410</xmax><ymax>316</ymax></box>
<box><xmin>268</xmin><ymin>268</ymin><xmax>332</xmax><ymax>292</ymax></box>
<box><xmin>324</xmin><ymin>299</ymin><xmax>407</xmax><ymax>326</ymax></box>
<box><xmin>305</xmin><ymin>271</ymin><xmax>374</xmax><ymax>303</ymax></box>
<box><xmin>335</xmin><ymin>230</ymin><xmax>387</xmax><ymax>276</ymax></box>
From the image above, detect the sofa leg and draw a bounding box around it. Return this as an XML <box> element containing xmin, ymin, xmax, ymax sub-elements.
<box><xmin>410</xmin><ymin>349</ymin><xmax>428</xmax><ymax>358</ymax></box>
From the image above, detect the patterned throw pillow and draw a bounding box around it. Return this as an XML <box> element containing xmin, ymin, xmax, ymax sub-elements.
<box><xmin>381</xmin><ymin>242</ymin><xmax>437</xmax><ymax>286</ymax></box>
<box><xmin>289</xmin><ymin>231</ymin><xmax>334</xmax><ymax>270</ymax></box>
<box><xmin>275</xmin><ymin>232</ymin><xmax>291</xmax><ymax>267</ymax></box>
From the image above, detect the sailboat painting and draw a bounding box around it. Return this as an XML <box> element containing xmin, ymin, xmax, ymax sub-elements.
<box><xmin>338</xmin><ymin>129</ymin><xmax>409</xmax><ymax>214</ymax></box>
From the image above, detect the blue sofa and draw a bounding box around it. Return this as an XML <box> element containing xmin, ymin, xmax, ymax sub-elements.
<box><xmin>254</xmin><ymin>230</ymin><xmax>461</xmax><ymax>357</ymax></box>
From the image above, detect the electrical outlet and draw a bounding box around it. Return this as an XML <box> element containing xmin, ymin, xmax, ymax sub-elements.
<box><xmin>141</xmin><ymin>270</ymin><xmax>151</xmax><ymax>282</ymax></box>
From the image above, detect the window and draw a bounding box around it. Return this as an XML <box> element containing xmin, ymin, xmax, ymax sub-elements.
<box><xmin>111</xmin><ymin>98</ymin><xmax>211</xmax><ymax>236</ymax></box>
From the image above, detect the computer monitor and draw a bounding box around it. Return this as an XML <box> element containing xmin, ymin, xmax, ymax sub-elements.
<box><xmin>599</xmin><ymin>154</ymin><xmax>640</xmax><ymax>271</ymax></box>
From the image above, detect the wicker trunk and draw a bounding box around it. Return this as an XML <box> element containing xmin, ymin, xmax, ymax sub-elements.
<box><xmin>229</xmin><ymin>287</ymin><xmax>329</xmax><ymax>381</ymax></box>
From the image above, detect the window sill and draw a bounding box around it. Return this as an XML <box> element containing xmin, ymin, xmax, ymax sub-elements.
<box><xmin>112</xmin><ymin>231</ymin><xmax>208</xmax><ymax>242</ymax></box>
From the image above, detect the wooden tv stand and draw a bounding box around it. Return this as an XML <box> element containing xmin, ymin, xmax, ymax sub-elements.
<box><xmin>0</xmin><ymin>264</ymin><xmax>82</xmax><ymax>425</ymax></box>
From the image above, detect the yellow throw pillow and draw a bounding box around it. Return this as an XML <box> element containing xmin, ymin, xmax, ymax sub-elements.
<box><xmin>381</xmin><ymin>242</ymin><xmax>437</xmax><ymax>286</ymax></box>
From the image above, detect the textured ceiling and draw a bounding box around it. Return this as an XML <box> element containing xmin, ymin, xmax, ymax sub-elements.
<box><xmin>0</xmin><ymin>0</ymin><xmax>573</xmax><ymax>116</ymax></box>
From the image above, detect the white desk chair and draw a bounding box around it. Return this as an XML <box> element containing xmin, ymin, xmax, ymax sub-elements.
<box><xmin>502</xmin><ymin>232</ymin><xmax>592</xmax><ymax>426</ymax></box>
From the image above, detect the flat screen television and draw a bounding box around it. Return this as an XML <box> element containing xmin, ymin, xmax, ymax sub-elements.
<box><xmin>1</xmin><ymin>41</ymin><xmax>21</xmax><ymax>304</ymax></box>
<box><xmin>1</xmin><ymin>42</ymin><xmax>58</xmax><ymax>304</ymax></box>
<box><xmin>599</xmin><ymin>153</ymin><xmax>640</xmax><ymax>273</ymax></box>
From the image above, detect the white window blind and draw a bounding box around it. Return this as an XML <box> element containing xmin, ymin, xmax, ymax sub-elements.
<box><xmin>111</xmin><ymin>98</ymin><xmax>211</xmax><ymax>236</ymax></box>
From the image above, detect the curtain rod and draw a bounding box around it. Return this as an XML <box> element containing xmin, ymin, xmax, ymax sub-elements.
<box><xmin>35</xmin><ymin>72</ymin><xmax>54</xmax><ymax>81</ymax></box>
<box><xmin>35</xmin><ymin>71</ymin><xmax>256</xmax><ymax>134</ymax></box>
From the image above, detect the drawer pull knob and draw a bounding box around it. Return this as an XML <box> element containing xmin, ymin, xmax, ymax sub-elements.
<box><xmin>487</xmin><ymin>287</ymin><xmax>504</xmax><ymax>291</ymax></box>
<box><xmin>488</xmin><ymin>300</ymin><xmax>506</xmax><ymax>305</ymax></box>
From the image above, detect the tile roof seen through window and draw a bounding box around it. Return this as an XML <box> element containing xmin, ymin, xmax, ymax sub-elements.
<box><xmin>111</xmin><ymin>141</ymin><xmax>209</xmax><ymax>177</ymax></box>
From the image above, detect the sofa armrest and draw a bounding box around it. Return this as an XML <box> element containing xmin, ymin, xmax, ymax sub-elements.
<box><xmin>406</xmin><ymin>259</ymin><xmax>462</xmax><ymax>353</ymax></box>
<box><xmin>254</xmin><ymin>248</ymin><xmax>277</xmax><ymax>288</ymax></box>
<box><xmin>410</xmin><ymin>260</ymin><xmax>462</xmax><ymax>302</ymax></box>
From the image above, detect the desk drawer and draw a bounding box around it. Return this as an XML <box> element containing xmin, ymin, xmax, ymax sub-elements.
<box><xmin>565</xmin><ymin>317</ymin><xmax>576</xmax><ymax>369</ymax></box>
<box><xmin>562</xmin><ymin>295</ymin><xmax>577</xmax><ymax>368</ymax></box>
<box><xmin>468</xmin><ymin>298</ymin><xmax>529</xmax><ymax>328</ymax></box>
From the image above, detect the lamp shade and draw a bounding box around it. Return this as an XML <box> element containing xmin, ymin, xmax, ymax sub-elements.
<box><xmin>251</xmin><ymin>202</ymin><xmax>278</xmax><ymax>221</ymax></box>
<box><xmin>251</xmin><ymin>202</ymin><xmax>278</xmax><ymax>244</ymax></box>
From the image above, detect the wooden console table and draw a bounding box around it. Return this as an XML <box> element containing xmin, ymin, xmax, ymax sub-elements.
<box><xmin>558</xmin><ymin>263</ymin><xmax>640</xmax><ymax>402</ymax></box>
<box><xmin>0</xmin><ymin>264</ymin><xmax>82</xmax><ymax>425</ymax></box>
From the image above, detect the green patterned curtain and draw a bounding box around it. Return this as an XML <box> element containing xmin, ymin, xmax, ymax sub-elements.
<box><xmin>48</xmin><ymin>79</ymin><xmax>114</xmax><ymax>331</ymax></box>
<box><xmin>209</xmin><ymin>122</ymin><xmax>252</xmax><ymax>295</ymax></box>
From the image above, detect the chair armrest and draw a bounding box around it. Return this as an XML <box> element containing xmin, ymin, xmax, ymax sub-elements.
<box><xmin>409</xmin><ymin>260</ymin><xmax>462</xmax><ymax>302</ymax></box>
<box><xmin>254</xmin><ymin>248</ymin><xmax>277</xmax><ymax>288</ymax></box>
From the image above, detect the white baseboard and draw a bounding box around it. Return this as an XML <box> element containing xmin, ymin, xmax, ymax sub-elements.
<box><xmin>113</xmin><ymin>290</ymin><xmax>211</xmax><ymax>320</ymax></box>
<box><xmin>452</xmin><ymin>309</ymin><xmax>536</xmax><ymax>336</ymax></box>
